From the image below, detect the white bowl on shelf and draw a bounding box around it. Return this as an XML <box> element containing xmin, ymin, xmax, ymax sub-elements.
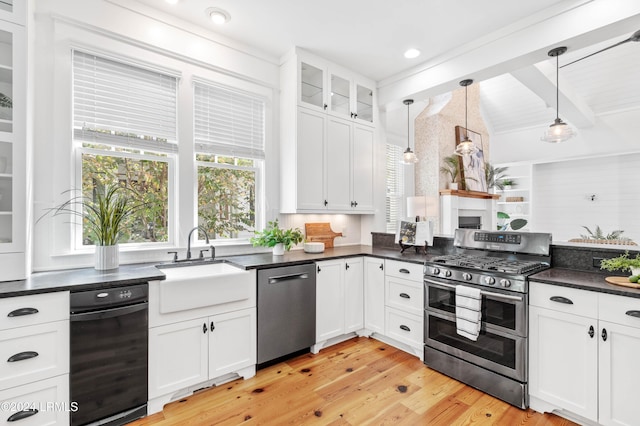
<box><xmin>303</xmin><ymin>242</ymin><xmax>325</xmax><ymax>253</ymax></box>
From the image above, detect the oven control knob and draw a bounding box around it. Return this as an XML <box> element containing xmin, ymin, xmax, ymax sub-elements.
<box><xmin>431</xmin><ymin>267</ymin><xmax>440</xmax><ymax>275</ymax></box>
<box><xmin>484</xmin><ymin>276</ymin><xmax>496</xmax><ymax>285</ymax></box>
<box><xmin>462</xmin><ymin>272</ymin><xmax>472</xmax><ymax>281</ymax></box>
<box><xmin>500</xmin><ymin>278</ymin><xmax>512</xmax><ymax>288</ymax></box>
<box><xmin>444</xmin><ymin>270</ymin><xmax>452</xmax><ymax>277</ymax></box>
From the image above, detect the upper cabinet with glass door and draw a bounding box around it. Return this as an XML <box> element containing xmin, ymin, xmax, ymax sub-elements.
<box><xmin>296</xmin><ymin>51</ymin><xmax>377</xmax><ymax>126</ymax></box>
<box><xmin>0</xmin><ymin>0</ymin><xmax>26</xmax><ymax>25</ymax></box>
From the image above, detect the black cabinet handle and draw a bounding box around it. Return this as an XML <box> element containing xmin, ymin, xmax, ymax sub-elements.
<box><xmin>399</xmin><ymin>268</ymin><xmax>410</xmax><ymax>274</ymax></box>
<box><xmin>210</xmin><ymin>321</ymin><xmax>215</xmax><ymax>332</ymax></box>
<box><xmin>379</xmin><ymin>263</ymin><xmax>384</xmax><ymax>271</ymax></box>
<box><xmin>350</xmin><ymin>112</ymin><xmax>354</xmax><ymax>118</ymax></box>
<box><xmin>8</xmin><ymin>307</ymin><xmax>39</xmax><ymax>317</ymax></box>
<box><xmin>7</xmin><ymin>409</ymin><xmax>38</xmax><ymax>422</ymax></box>
<box><xmin>626</xmin><ymin>310</ymin><xmax>640</xmax><ymax>318</ymax></box>
<box><xmin>7</xmin><ymin>351</ymin><xmax>39</xmax><ymax>363</ymax></box>
<box><xmin>202</xmin><ymin>323</ymin><xmax>207</xmax><ymax>334</ymax></box>
<box><xmin>354</xmin><ymin>113</ymin><xmax>358</xmax><ymax>119</ymax></box>
<box><xmin>399</xmin><ymin>325</ymin><xmax>411</xmax><ymax>332</ymax></box>
<box><xmin>350</xmin><ymin>201</ymin><xmax>355</xmax><ymax>207</ymax></box>
<box><xmin>317</xmin><ymin>265</ymin><xmax>321</xmax><ymax>273</ymax></box>
<box><xmin>602</xmin><ymin>328</ymin><xmax>608</xmax><ymax>341</ymax></box>
<box><xmin>399</xmin><ymin>293</ymin><xmax>410</xmax><ymax>299</ymax></box>
<box><xmin>345</xmin><ymin>263</ymin><xmax>350</xmax><ymax>270</ymax></box>
<box><xmin>588</xmin><ymin>325</ymin><xmax>594</xmax><ymax>338</ymax></box>
<box><xmin>353</xmin><ymin>201</ymin><xmax>358</xmax><ymax>207</ymax></box>
<box><xmin>324</xmin><ymin>200</ymin><xmax>328</xmax><ymax>207</ymax></box>
<box><xmin>550</xmin><ymin>296</ymin><xmax>573</xmax><ymax>305</ymax></box>
<box><xmin>323</xmin><ymin>104</ymin><xmax>327</xmax><ymax>110</ymax></box>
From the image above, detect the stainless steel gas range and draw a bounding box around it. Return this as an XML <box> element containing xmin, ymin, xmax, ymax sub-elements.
<box><xmin>423</xmin><ymin>228</ymin><xmax>552</xmax><ymax>408</ymax></box>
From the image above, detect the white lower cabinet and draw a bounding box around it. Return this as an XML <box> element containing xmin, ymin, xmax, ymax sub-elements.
<box><xmin>530</xmin><ymin>281</ymin><xmax>640</xmax><ymax>426</ymax></box>
<box><xmin>0</xmin><ymin>291</ymin><xmax>70</xmax><ymax>426</ymax></box>
<box><xmin>364</xmin><ymin>257</ymin><xmax>385</xmax><ymax>334</ymax></box>
<box><xmin>148</xmin><ymin>271</ymin><xmax>257</xmax><ymax>415</ymax></box>
<box><xmin>314</xmin><ymin>257</ymin><xmax>363</xmax><ymax>352</ymax></box>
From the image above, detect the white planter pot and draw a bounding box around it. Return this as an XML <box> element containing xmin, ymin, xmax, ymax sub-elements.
<box><xmin>272</xmin><ymin>243</ymin><xmax>285</xmax><ymax>256</ymax></box>
<box><xmin>95</xmin><ymin>245</ymin><xmax>119</xmax><ymax>270</ymax></box>
<box><xmin>449</xmin><ymin>182</ymin><xmax>459</xmax><ymax>190</ymax></box>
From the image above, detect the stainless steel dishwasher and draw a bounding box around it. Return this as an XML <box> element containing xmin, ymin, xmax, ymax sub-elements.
<box><xmin>257</xmin><ymin>263</ymin><xmax>316</xmax><ymax>365</ymax></box>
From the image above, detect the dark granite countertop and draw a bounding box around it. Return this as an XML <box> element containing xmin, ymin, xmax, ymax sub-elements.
<box><xmin>530</xmin><ymin>268</ymin><xmax>640</xmax><ymax>299</ymax></box>
<box><xmin>0</xmin><ymin>245</ymin><xmax>432</xmax><ymax>298</ymax></box>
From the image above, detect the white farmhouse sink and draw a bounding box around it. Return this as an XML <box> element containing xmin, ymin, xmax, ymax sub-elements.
<box><xmin>157</xmin><ymin>262</ymin><xmax>252</xmax><ymax>314</ymax></box>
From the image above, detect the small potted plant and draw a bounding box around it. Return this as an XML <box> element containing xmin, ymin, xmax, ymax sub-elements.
<box><xmin>440</xmin><ymin>155</ymin><xmax>462</xmax><ymax>190</ymax></box>
<box><xmin>39</xmin><ymin>185</ymin><xmax>146</xmax><ymax>270</ymax></box>
<box><xmin>500</xmin><ymin>179</ymin><xmax>515</xmax><ymax>190</ymax></box>
<box><xmin>600</xmin><ymin>251</ymin><xmax>640</xmax><ymax>282</ymax></box>
<box><xmin>250</xmin><ymin>219</ymin><xmax>304</xmax><ymax>255</ymax></box>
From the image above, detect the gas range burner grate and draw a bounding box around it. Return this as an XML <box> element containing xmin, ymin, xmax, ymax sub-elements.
<box><xmin>430</xmin><ymin>254</ymin><xmax>548</xmax><ymax>275</ymax></box>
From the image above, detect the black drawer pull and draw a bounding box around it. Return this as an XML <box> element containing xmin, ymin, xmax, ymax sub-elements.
<box><xmin>399</xmin><ymin>293</ymin><xmax>411</xmax><ymax>299</ymax></box>
<box><xmin>399</xmin><ymin>325</ymin><xmax>411</xmax><ymax>332</ymax></box>
<box><xmin>8</xmin><ymin>308</ymin><xmax>39</xmax><ymax>317</ymax></box>
<box><xmin>588</xmin><ymin>325</ymin><xmax>594</xmax><ymax>338</ymax></box>
<box><xmin>8</xmin><ymin>409</ymin><xmax>39</xmax><ymax>422</ymax></box>
<box><xmin>550</xmin><ymin>296</ymin><xmax>573</xmax><ymax>305</ymax></box>
<box><xmin>202</xmin><ymin>323</ymin><xmax>207</xmax><ymax>334</ymax></box>
<box><xmin>399</xmin><ymin>268</ymin><xmax>410</xmax><ymax>274</ymax></box>
<box><xmin>7</xmin><ymin>351</ymin><xmax>39</xmax><ymax>363</ymax></box>
<box><xmin>602</xmin><ymin>328</ymin><xmax>608</xmax><ymax>341</ymax></box>
<box><xmin>210</xmin><ymin>321</ymin><xmax>215</xmax><ymax>332</ymax></box>
<box><xmin>626</xmin><ymin>310</ymin><xmax>640</xmax><ymax>318</ymax></box>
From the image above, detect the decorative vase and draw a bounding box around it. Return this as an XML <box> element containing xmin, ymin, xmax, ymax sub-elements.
<box><xmin>272</xmin><ymin>243</ymin><xmax>285</xmax><ymax>256</ymax></box>
<box><xmin>449</xmin><ymin>182</ymin><xmax>459</xmax><ymax>190</ymax></box>
<box><xmin>95</xmin><ymin>244</ymin><xmax>119</xmax><ymax>270</ymax></box>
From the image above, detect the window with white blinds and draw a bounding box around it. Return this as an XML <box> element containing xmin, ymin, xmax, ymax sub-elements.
<box><xmin>194</xmin><ymin>81</ymin><xmax>265</xmax><ymax>159</ymax></box>
<box><xmin>386</xmin><ymin>144</ymin><xmax>405</xmax><ymax>233</ymax></box>
<box><xmin>73</xmin><ymin>50</ymin><xmax>178</xmax><ymax>152</ymax></box>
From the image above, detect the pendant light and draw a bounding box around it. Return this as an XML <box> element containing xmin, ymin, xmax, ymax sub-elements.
<box><xmin>402</xmin><ymin>99</ymin><xmax>418</xmax><ymax>164</ymax></box>
<box><xmin>454</xmin><ymin>79</ymin><xmax>478</xmax><ymax>156</ymax></box>
<box><xmin>541</xmin><ymin>46</ymin><xmax>576</xmax><ymax>143</ymax></box>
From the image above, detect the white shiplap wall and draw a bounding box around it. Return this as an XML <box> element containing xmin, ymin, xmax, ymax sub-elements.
<box><xmin>532</xmin><ymin>154</ymin><xmax>640</xmax><ymax>243</ymax></box>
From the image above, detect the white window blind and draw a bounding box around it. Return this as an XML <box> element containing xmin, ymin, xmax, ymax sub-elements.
<box><xmin>194</xmin><ymin>81</ymin><xmax>265</xmax><ymax>159</ymax></box>
<box><xmin>73</xmin><ymin>50</ymin><xmax>178</xmax><ymax>152</ymax></box>
<box><xmin>386</xmin><ymin>144</ymin><xmax>405</xmax><ymax>233</ymax></box>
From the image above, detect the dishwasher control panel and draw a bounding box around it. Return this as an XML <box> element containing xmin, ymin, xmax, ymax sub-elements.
<box><xmin>70</xmin><ymin>283</ymin><xmax>148</xmax><ymax>313</ymax></box>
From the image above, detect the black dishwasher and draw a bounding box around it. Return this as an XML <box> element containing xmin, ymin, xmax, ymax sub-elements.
<box><xmin>70</xmin><ymin>284</ymin><xmax>148</xmax><ymax>426</ymax></box>
<box><xmin>257</xmin><ymin>264</ymin><xmax>316</xmax><ymax>365</ymax></box>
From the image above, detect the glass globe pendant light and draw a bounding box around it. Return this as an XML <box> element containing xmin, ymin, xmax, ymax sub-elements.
<box><xmin>454</xmin><ymin>79</ymin><xmax>478</xmax><ymax>156</ymax></box>
<box><xmin>402</xmin><ymin>99</ymin><xmax>418</xmax><ymax>164</ymax></box>
<box><xmin>541</xmin><ymin>46</ymin><xmax>576</xmax><ymax>143</ymax></box>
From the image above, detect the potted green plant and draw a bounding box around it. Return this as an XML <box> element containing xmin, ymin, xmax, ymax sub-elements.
<box><xmin>440</xmin><ymin>155</ymin><xmax>462</xmax><ymax>190</ymax></box>
<box><xmin>40</xmin><ymin>185</ymin><xmax>145</xmax><ymax>270</ymax></box>
<box><xmin>250</xmin><ymin>219</ymin><xmax>304</xmax><ymax>255</ymax></box>
<box><xmin>500</xmin><ymin>179</ymin><xmax>515</xmax><ymax>190</ymax></box>
<box><xmin>485</xmin><ymin>162</ymin><xmax>509</xmax><ymax>192</ymax></box>
<box><xmin>600</xmin><ymin>251</ymin><xmax>640</xmax><ymax>281</ymax></box>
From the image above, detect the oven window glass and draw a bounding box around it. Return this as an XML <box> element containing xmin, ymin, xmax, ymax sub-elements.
<box><xmin>427</xmin><ymin>314</ymin><xmax>516</xmax><ymax>369</ymax></box>
<box><xmin>428</xmin><ymin>286</ymin><xmax>516</xmax><ymax>331</ymax></box>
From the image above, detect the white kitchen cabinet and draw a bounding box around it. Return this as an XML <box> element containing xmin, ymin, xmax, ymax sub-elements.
<box><xmin>148</xmin><ymin>270</ymin><xmax>257</xmax><ymax>415</ymax></box>
<box><xmin>313</xmin><ymin>257</ymin><xmax>363</xmax><ymax>352</ymax></box>
<box><xmin>0</xmin><ymin>13</ymin><xmax>26</xmax><ymax>281</ymax></box>
<box><xmin>280</xmin><ymin>48</ymin><xmax>376</xmax><ymax>214</ymax></box>
<box><xmin>529</xmin><ymin>282</ymin><xmax>640</xmax><ymax>425</ymax></box>
<box><xmin>364</xmin><ymin>257</ymin><xmax>385</xmax><ymax>335</ymax></box>
<box><xmin>0</xmin><ymin>291</ymin><xmax>70</xmax><ymax>425</ymax></box>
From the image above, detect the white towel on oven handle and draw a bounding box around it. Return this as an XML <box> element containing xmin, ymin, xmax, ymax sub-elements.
<box><xmin>455</xmin><ymin>285</ymin><xmax>482</xmax><ymax>341</ymax></box>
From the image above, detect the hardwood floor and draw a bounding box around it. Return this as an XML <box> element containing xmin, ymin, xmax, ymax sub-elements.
<box><xmin>130</xmin><ymin>337</ymin><xmax>576</xmax><ymax>425</ymax></box>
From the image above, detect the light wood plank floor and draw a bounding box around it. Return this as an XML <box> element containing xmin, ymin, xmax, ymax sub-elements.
<box><xmin>130</xmin><ymin>337</ymin><xmax>576</xmax><ymax>425</ymax></box>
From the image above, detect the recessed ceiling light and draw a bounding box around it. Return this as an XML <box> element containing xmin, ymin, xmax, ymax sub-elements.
<box><xmin>206</xmin><ymin>7</ymin><xmax>231</xmax><ymax>25</ymax></box>
<box><xmin>404</xmin><ymin>48</ymin><xmax>420</xmax><ymax>59</ymax></box>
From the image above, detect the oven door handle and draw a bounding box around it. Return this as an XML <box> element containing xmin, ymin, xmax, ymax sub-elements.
<box><xmin>70</xmin><ymin>303</ymin><xmax>148</xmax><ymax>322</ymax></box>
<box><xmin>424</xmin><ymin>279</ymin><xmax>523</xmax><ymax>302</ymax></box>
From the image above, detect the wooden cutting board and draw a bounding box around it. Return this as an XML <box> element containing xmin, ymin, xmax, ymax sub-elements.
<box><xmin>605</xmin><ymin>276</ymin><xmax>640</xmax><ymax>289</ymax></box>
<box><xmin>305</xmin><ymin>223</ymin><xmax>342</xmax><ymax>248</ymax></box>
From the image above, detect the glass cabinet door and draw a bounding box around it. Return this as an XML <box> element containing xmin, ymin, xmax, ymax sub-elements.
<box><xmin>356</xmin><ymin>84</ymin><xmax>374</xmax><ymax>123</ymax></box>
<box><xmin>0</xmin><ymin>27</ymin><xmax>11</xmax><ymax>245</ymax></box>
<box><xmin>300</xmin><ymin>62</ymin><xmax>325</xmax><ymax>109</ymax></box>
<box><xmin>330</xmin><ymin>73</ymin><xmax>351</xmax><ymax>118</ymax></box>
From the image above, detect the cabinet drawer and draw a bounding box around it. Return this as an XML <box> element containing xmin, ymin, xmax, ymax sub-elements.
<box><xmin>385</xmin><ymin>307</ymin><xmax>423</xmax><ymax>349</ymax></box>
<box><xmin>385</xmin><ymin>260</ymin><xmax>423</xmax><ymax>282</ymax></box>
<box><xmin>385</xmin><ymin>277</ymin><xmax>423</xmax><ymax>316</ymax></box>
<box><xmin>0</xmin><ymin>320</ymin><xmax>69</xmax><ymax>390</ymax></box>
<box><xmin>529</xmin><ymin>282</ymin><xmax>597</xmax><ymax>317</ymax></box>
<box><xmin>599</xmin><ymin>293</ymin><xmax>640</xmax><ymax>328</ymax></box>
<box><xmin>0</xmin><ymin>374</ymin><xmax>70</xmax><ymax>425</ymax></box>
<box><xmin>0</xmin><ymin>292</ymin><xmax>69</xmax><ymax>331</ymax></box>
